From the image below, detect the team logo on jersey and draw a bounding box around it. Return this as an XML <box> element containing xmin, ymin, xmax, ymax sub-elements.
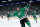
<box><xmin>18</xmin><ymin>13</ymin><xmax>21</xmax><ymax>15</ymax></box>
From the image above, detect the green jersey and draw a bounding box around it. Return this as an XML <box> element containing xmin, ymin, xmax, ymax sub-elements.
<box><xmin>13</xmin><ymin>8</ymin><xmax>25</xmax><ymax>19</ymax></box>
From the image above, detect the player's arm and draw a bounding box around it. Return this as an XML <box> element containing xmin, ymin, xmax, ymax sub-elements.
<box><xmin>6</xmin><ymin>14</ymin><xmax>12</xmax><ymax>17</ymax></box>
<box><xmin>13</xmin><ymin>11</ymin><xmax>17</xmax><ymax>16</ymax></box>
<box><xmin>9</xmin><ymin>14</ymin><xmax>12</xmax><ymax>17</ymax></box>
<box><xmin>24</xmin><ymin>2</ymin><xmax>32</xmax><ymax>11</ymax></box>
<box><xmin>24</xmin><ymin>4</ymin><xmax>30</xmax><ymax>11</ymax></box>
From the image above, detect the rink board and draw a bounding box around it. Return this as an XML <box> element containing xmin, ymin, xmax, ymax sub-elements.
<box><xmin>0</xmin><ymin>15</ymin><xmax>40</xmax><ymax>19</ymax></box>
<box><xmin>0</xmin><ymin>17</ymin><xmax>40</xmax><ymax>19</ymax></box>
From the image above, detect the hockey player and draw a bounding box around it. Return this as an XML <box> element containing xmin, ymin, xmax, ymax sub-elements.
<box><xmin>12</xmin><ymin>4</ymin><xmax>31</xmax><ymax>27</ymax></box>
<box><xmin>32</xmin><ymin>10</ymin><xmax>37</xmax><ymax>23</ymax></box>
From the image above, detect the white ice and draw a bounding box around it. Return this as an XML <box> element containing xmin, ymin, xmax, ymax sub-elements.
<box><xmin>0</xmin><ymin>19</ymin><xmax>40</xmax><ymax>27</ymax></box>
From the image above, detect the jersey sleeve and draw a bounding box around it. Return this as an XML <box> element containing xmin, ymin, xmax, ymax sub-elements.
<box><xmin>13</xmin><ymin>11</ymin><xmax>18</xmax><ymax>16</ymax></box>
<box><xmin>19</xmin><ymin>8</ymin><xmax>25</xmax><ymax>12</ymax></box>
<box><xmin>9</xmin><ymin>14</ymin><xmax>12</xmax><ymax>17</ymax></box>
<box><xmin>24</xmin><ymin>5</ymin><xmax>29</xmax><ymax>11</ymax></box>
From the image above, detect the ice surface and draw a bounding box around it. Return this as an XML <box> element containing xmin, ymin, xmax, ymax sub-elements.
<box><xmin>0</xmin><ymin>19</ymin><xmax>40</xmax><ymax>27</ymax></box>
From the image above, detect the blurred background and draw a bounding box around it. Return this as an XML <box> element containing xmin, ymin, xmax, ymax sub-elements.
<box><xmin>0</xmin><ymin>0</ymin><xmax>40</xmax><ymax>16</ymax></box>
